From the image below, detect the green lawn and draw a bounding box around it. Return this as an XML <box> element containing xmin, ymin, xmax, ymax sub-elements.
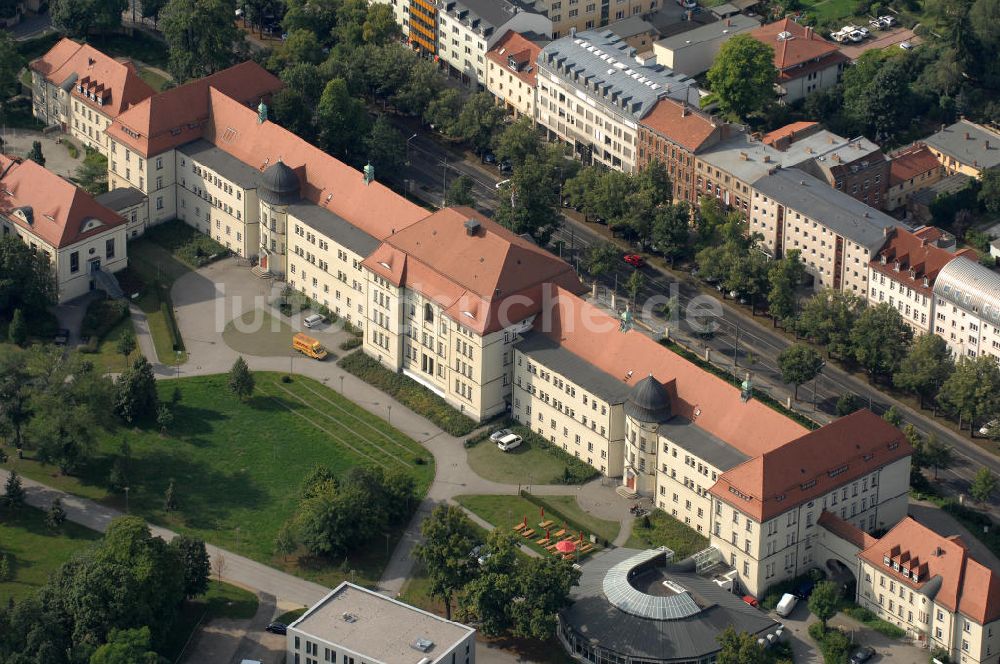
<box><xmin>0</xmin><ymin>505</ymin><xmax>102</xmax><ymax>602</ymax></box>
<box><xmin>86</xmin><ymin>32</ymin><xmax>170</xmax><ymax>69</ymax></box>
<box><xmin>124</xmin><ymin>238</ymin><xmax>192</xmax><ymax>365</ymax></box>
<box><xmin>1</xmin><ymin>373</ymin><xmax>434</xmax><ymax>588</ymax></box>
<box><xmin>455</xmin><ymin>494</ymin><xmax>619</xmax><ymax>555</ymax></box>
<box><xmin>85</xmin><ymin>315</ymin><xmax>140</xmax><ymax>375</ymax></box>
<box><xmin>803</xmin><ymin>0</ymin><xmax>859</xmax><ymax>23</ymax></box>
<box><xmin>138</xmin><ymin>67</ymin><xmax>171</xmax><ymax>92</ymax></box>
<box><xmin>164</xmin><ymin>580</ymin><xmax>260</xmax><ymax>663</ymax></box>
<box><xmin>466</xmin><ymin>425</ymin><xmax>598</xmax><ymax>486</ymax></box>
<box><xmin>625</xmin><ymin>509</ymin><xmax>709</xmax><ymax>560</ymax></box>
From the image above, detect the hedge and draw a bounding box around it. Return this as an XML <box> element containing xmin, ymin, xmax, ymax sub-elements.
<box><xmin>518</xmin><ymin>490</ymin><xmax>611</xmax><ymax>548</ymax></box>
<box><xmin>339</xmin><ymin>337</ymin><xmax>362</xmax><ymax>351</ymax></box>
<box><xmin>841</xmin><ymin>603</ymin><xmax>906</xmax><ymax>639</ymax></box>
<box><xmin>161</xmin><ymin>301</ymin><xmax>183</xmax><ymax>352</ymax></box>
<box><xmin>337</xmin><ymin>351</ymin><xmax>478</xmax><ymax>436</ymax></box>
<box><xmin>509</xmin><ymin>422</ymin><xmax>599</xmax><ymax>485</ymax></box>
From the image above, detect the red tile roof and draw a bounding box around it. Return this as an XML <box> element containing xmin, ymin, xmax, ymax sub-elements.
<box><xmin>870</xmin><ymin>226</ymin><xmax>977</xmax><ymax>296</ymax></box>
<box><xmin>750</xmin><ymin>19</ymin><xmax>841</xmax><ymax>71</ymax></box>
<box><xmin>889</xmin><ymin>145</ymin><xmax>943</xmax><ymax>187</ymax></box>
<box><xmin>486</xmin><ymin>31</ymin><xmax>542</xmax><ymax>87</ymax></box>
<box><xmin>363</xmin><ymin>209</ymin><xmax>585</xmax><ymax>335</ymax></box>
<box><xmin>106</xmin><ymin>61</ymin><xmax>283</xmax><ymax>157</ymax></box>
<box><xmin>202</xmin><ymin>89</ymin><xmax>428</xmax><ymax>242</ymax></box>
<box><xmin>30</xmin><ymin>38</ymin><xmax>154</xmax><ymax>119</ymax></box>
<box><xmin>0</xmin><ymin>155</ymin><xmax>125</xmax><ymax>249</ymax></box>
<box><xmin>818</xmin><ymin>510</ymin><xmax>878</xmax><ymax>550</ymax></box>
<box><xmin>639</xmin><ymin>99</ymin><xmax>721</xmax><ymax>153</ymax></box>
<box><xmin>530</xmin><ymin>286</ymin><xmax>807</xmax><ymax>455</ymax></box>
<box><xmin>859</xmin><ymin>517</ymin><xmax>1000</xmax><ymax>624</ymax></box>
<box><xmin>711</xmin><ymin>410</ymin><xmax>911</xmax><ymax>522</ymax></box>
<box><xmin>762</xmin><ymin>121</ymin><xmax>819</xmax><ymax>148</ymax></box>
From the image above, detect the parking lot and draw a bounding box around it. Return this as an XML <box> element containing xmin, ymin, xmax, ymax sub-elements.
<box><xmin>839</xmin><ymin>26</ymin><xmax>920</xmax><ymax>60</ymax></box>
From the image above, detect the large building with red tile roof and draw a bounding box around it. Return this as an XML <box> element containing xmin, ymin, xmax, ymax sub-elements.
<box><xmin>512</xmin><ymin>285</ymin><xmax>911</xmax><ymax>596</ymax></box>
<box><xmin>30</xmin><ymin>38</ymin><xmax>155</xmax><ymax>156</ymax></box>
<box><xmin>748</xmin><ymin>19</ymin><xmax>848</xmax><ymax>103</ymax></box>
<box><xmin>867</xmin><ymin>226</ymin><xmax>976</xmax><ymax>335</ymax></box>
<box><xmin>0</xmin><ymin>155</ymin><xmax>127</xmax><ymax>302</ymax></box>
<box><xmin>817</xmin><ymin>514</ymin><xmax>1000</xmax><ymax>661</ymax></box>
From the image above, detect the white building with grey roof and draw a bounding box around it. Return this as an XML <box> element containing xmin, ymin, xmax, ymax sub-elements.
<box><xmin>536</xmin><ymin>30</ymin><xmax>702</xmax><ymax>173</ymax></box>
<box><xmin>286</xmin><ymin>582</ymin><xmax>476</xmax><ymax>664</ymax></box>
<box><xmin>651</xmin><ymin>14</ymin><xmax>760</xmax><ymax>77</ymax></box>
<box><xmin>750</xmin><ymin>168</ymin><xmax>900</xmax><ymax>296</ymax></box>
<box><xmin>931</xmin><ymin>256</ymin><xmax>1000</xmax><ymax>362</ymax></box>
<box><xmin>436</xmin><ymin>0</ymin><xmax>551</xmax><ymax>89</ymax></box>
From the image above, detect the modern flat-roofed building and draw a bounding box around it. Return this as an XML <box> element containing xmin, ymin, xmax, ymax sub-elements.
<box><xmin>923</xmin><ymin>120</ymin><xmax>1000</xmax><ymax>178</ymax></box>
<box><xmin>931</xmin><ymin>256</ymin><xmax>1000</xmax><ymax>362</ymax></box>
<box><xmin>485</xmin><ymin>30</ymin><xmax>546</xmax><ymax>119</ymax></box>
<box><xmin>750</xmin><ymin>168</ymin><xmax>897</xmax><ymax>296</ymax></box>
<box><xmin>651</xmin><ymin>13</ymin><xmax>760</xmax><ymax>76</ymax></box>
<box><xmin>287</xmin><ymin>582</ymin><xmax>476</xmax><ymax>664</ymax></box>
<box><xmin>436</xmin><ymin>0</ymin><xmax>551</xmax><ymax>89</ymax></box>
<box><xmin>747</xmin><ymin>18</ymin><xmax>848</xmax><ymax>103</ymax></box>
<box><xmin>536</xmin><ymin>30</ymin><xmax>701</xmax><ymax>173</ymax></box>
<box><xmin>0</xmin><ymin>155</ymin><xmax>127</xmax><ymax>303</ymax></box>
<box><xmin>29</xmin><ymin>38</ymin><xmax>155</xmax><ymax>155</ymax></box>
<box><xmin>867</xmin><ymin>226</ymin><xmax>975</xmax><ymax>336</ymax></box>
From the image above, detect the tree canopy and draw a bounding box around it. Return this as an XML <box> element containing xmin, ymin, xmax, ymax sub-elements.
<box><xmin>705</xmin><ymin>35</ymin><xmax>776</xmax><ymax>119</ymax></box>
<box><xmin>413</xmin><ymin>505</ymin><xmax>483</xmax><ymax>620</ymax></box>
<box><xmin>161</xmin><ymin>0</ymin><xmax>246</xmax><ymax>81</ymax></box>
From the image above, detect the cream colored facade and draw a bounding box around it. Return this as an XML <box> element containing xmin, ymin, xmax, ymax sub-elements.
<box><xmin>651</xmin><ymin>432</ymin><xmax>723</xmax><ymax>537</ymax></box>
<box><xmin>486</xmin><ymin>58</ymin><xmax>536</xmax><ymax>119</ymax></box>
<box><xmin>711</xmin><ymin>456</ymin><xmax>911</xmax><ymax>598</ymax></box>
<box><xmin>532</xmin><ymin>0</ymin><xmax>654</xmax><ymax>38</ymax></box>
<box><xmin>0</xmin><ymin>214</ymin><xmax>127</xmax><ymax>303</ymax></box>
<box><xmin>867</xmin><ymin>264</ymin><xmax>934</xmax><ymax>335</ymax></box>
<box><xmin>933</xmin><ymin>294</ymin><xmax>1000</xmax><ymax>363</ymax></box>
<box><xmin>31</xmin><ymin>71</ymin><xmax>116</xmax><ymax>155</ymax></box>
<box><xmin>858</xmin><ymin>563</ymin><xmax>1000</xmax><ymax>662</ymax></box>
<box><xmin>932</xmin><ymin>258</ymin><xmax>1000</xmax><ymax>362</ymax></box>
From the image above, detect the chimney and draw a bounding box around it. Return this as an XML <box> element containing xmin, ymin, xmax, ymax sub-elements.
<box><xmin>681</xmin><ymin>104</ymin><xmax>689</xmax><ymax>117</ymax></box>
<box><xmin>739</xmin><ymin>151</ymin><xmax>748</xmax><ymax>161</ymax></box>
<box><xmin>964</xmin><ymin>131</ymin><xmax>971</xmax><ymax>140</ymax></box>
<box><xmin>987</xmin><ymin>140</ymin><xmax>992</xmax><ymax>150</ymax></box>
<box><xmin>763</xmin><ymin>155</ymin><xmax>771</xmax><ymax>163</ymax></box>
<box><xmin>726</xmin><ymin>18</ymin><xmax>731</xmax><ymax>26</ymax></box>
<box><xmin>805</xmin><ymin>26</ymin><xmax>813</xmax><ymax>38</ymax></box>
<box><xmin>832</xmin><ymin>153</ymin><xmax>841</xmax><ymax>163</ymax></box>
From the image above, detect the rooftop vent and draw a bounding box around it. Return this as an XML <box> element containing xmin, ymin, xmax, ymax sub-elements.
<box><xmin>342</xmin><ymin>612</ymin><xmax>357</xmax><ymax>623</ymax></box>
<box><xmin>777</xmin><ymin>31</ymin><xmax>794</xmax><ymax>41</ymax></box>
<box><xmin>412</xmin><ymin>638</ymin><xmax>435</xmax><ymax>653</ymax></box>
<box><xmin>464</xmin><ymin>218</ymin><xmax>482</xmax><ymax>236</ymax></box>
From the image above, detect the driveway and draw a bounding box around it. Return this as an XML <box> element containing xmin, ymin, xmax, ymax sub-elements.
<box><xmin>839</xmin><ymin>27</ymin><xmax>919</xmax><ymax>60</ymax></box>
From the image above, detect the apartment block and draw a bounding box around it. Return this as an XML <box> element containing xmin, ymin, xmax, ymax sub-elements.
<box><xmin>867</xmin><ymin>226</ymin><xmax>975</xmax><ymax>336</ymax></box>
<box><xmin>372</xmin><ymin>0</ymin><xmax>439</xmax><ymax>53</ymax></box>
<box><xmin>750</xmin><ymin>168</ymin><xmax>897</xmax><ymax>296</ymax></box>
<box><xmin>29</xmin><ymin>38</ymin><xmax>154</xmax><ymax>155</ymax></box>
<box><xmin>748</xmin><ymin>18</ymin><xmax>848</xmax><ymax>103</ymax></box>
<box><xmin>287</xmin><ymin>582</ymin><xmax>476</xmax><ymax>664</ymax></box>
<box><xmin>530</xmin><ymin>0</ymin><xmax>656</xmax><ymax>38</ymax></box>
<box><xmin>486</xmin><ymin>30</ymin><xmax>545</xmax><ymax>119</ymax></box>
<box><xmin>924</xmin><ymin>119</ymin><xmax>1000</xmax><ymax>178</ymax></box>
<box><xmin>536</xmin><ymin>30</ymin><xmax>700</xmax><ymax>173</ymax></box>
<box><xmin>932</xmin><ymin>257</ymin><xmax>1000</xmax><ymax>362</ymax></box>
<box><xmin>436</xmin><ymin>0</ymin><xmax>551</xmax><ymax>89</ymax></box>
<box><xmin>885</xmin><ymin>145</ymin><xmax>946</xmax><ymax>212</ymax></box>
<box><xmin>0</xmin><ymin>155</ymin><xmax>127</xmax><ymax>303</ymax></box>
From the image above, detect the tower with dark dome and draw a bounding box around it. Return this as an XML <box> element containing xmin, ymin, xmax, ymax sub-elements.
<box><xmin>256</xmin><ymin>159</ymin><xmax>300</xmax><ymax>276</ymax></box>
<box><xmin>623</xmin><ymin>374</ymin><xmax>672</xmax><ymax>497</ymax></box>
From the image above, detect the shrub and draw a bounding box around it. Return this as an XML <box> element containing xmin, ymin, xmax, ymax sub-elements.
<box><xmin>161</xmin><ymin>301</ymin><xmax>183</xmax><ymax>351</ymax></box>
<box><xmin>464</xmin><ymin>428</ymin><xmax>493</xmax><ymax>448</ymax></box>
<box><xmin>281</xmin><ymin>375</ymin><xmax>293</xmax><ymax>383</ymax></box>
<box><xmin>143</xmin><ymin>219</ymin><xmax>227</xmax><ymax>267</ymax></box>
<box><xmin>81</xmin><ymin>297</ymin><xmax>127</xmax><ymax>340</ymax></box>
<box><xmin>339</xmin><ymin>337</ymin><xmax>362</xmax><ymax>351</ymax></box>
<box><xmin>808</xmin><ymin>621</ymin><xmax>827</xmax><ymax>643</ymax></box>
<box><xmin>338</xmin><ymin>352</ymin><xmax>477</xmax><ymax>436</ymax></box>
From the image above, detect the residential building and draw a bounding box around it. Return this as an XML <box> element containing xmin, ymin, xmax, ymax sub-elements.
<box><xmin>924</xmin><ymin>119</ymin><xmax>1000</xmax><ymax>178</ymax></box>
<box><xmin>818</xmin><ymin>514</ymin><xmax>1000</xmax><ymax>663</ymax></box>
<box><xmin>372</xmin><ymin>0</ymin><xmax>439</xmax><ymax>54</ymax></box>
<box><xmin>867</xmin><ymin>226</ymin><xmax>975</xmax><ymax>335</ymax></box>
<box><xmin>29</xmin><ymin>38</ymin><xmax>155</xmax><ymax>155</ymax></box>
<box><xmin>636</xmin><ymin>98</ymin><xmax>737</xmax><ymax>203</ymax></box>
<box><xmin>362</xmin><ymin>209</ymin><xmax>584</xmax><ymax>422</ymax></box>
<box><xmin>605</xmin><ymin>15</ymin><xmax>659</xmax><ymax>54</ymax></box>
<box><xmin>287</xmin><ymin>582</ymin><xmax>476</xmax><ymax>664</ymax></box>
<box><xmin>512</xmin><ymin>286</ymin><xmax>911</xmax><ymax>597</ymax></box>
<box><xmin>485</xmin><ymin>30</ymin><xmax>545</xmax><ymax>119</ymax></box>
<box><xmin>885</xmin><ymin>145</ymin><xmax>945</xmax><ymax>212</ymax></box>
<box><xmin>0</xmin><ymin>155</ymin><xmax>127</xmax><ymax>303</ymax></box>
<box><xmin>530</xmin><ymin>0</ymin><xmax>656</xmax><ymax>38</ymax></box>
<box><xmin>747</xmin><ymin>18</ymin><xmax>848</xmax><ymax>103</ymax></box>
<box><xmin>536</xmin><ymin>30</ymin><xmax>701</xmax><ymax>173</ymax></box>
<box><xmin>651</xmin><ymin>14</ymin><xmax>760</xmax><ymax>77</ymax></box>
<box><xmin>436</xmin><ymin>0</ymin><xmax>551</xmax><ymax>89</ymax></box>
<box><xmin>931</xmin><ymin>256</ymin><xmax>1000</xmax><ymax>362</ymax></box>
<box><xmin>750</xmin><ymin>168</ymin><xmax>898</xmax><ymax>296</ymax></box>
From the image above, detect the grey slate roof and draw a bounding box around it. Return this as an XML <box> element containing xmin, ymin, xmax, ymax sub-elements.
<box><xmin>286</xmin><ymin>201</ymin><xmax>380</xmax><ymax>257</ymax></box>
<box><xmin>658</xmin><ymin>416</ymin><xmax>748</xmax><ymax>471</ymax></box>
<box><xmin>923</xmin><ymin>120</ymin><xmax>1000</xmax><ymax>171</ymax></box>
<box><xmin>606</xmin><ymin>15</ymin><xmax>657</xmax><ymax>39</ymax></box>
<box><xmin>933</xmin><ymin>256</ymin><xmax>1000</xmax><ymax>326</ymax></box>
<box><xmin>562</xmin><ymin>548</ymin><xmax>780</xmax><ymax>662</ymax></box>
<box><xmin>95</xmin><ymin>187</ymin><xmax>146</xmax><ymax>211</ymax></box>
<box><xmin>441</xmin><ymin>0</ymin><xmax>530</xmax><ymax>33</ymax></box>
<box><xmin>537</xmin><ymin>30</ymin><xmax>700</xmax><ymax>119</ymax></box>
<box><xmin>655</xmin><ymin>13</ymin><xmax>759</xmax><ymax>50</ymax></box>
<box><xmin>625</xmin><ymin>375</ymin><xmax>672</xmax><ymax>423</ymax></box>
<box><xmin>178</xmin><ymin>139</ymin><xmax>262</xmax><ymax>189</ymax></box>
<box><xmin>753</xmin><ymin>168</ymin><xmax>897</xmax><ymax>252</ymax></box>
<box><xmin>516</xmin><ymin>332</ymin><xmax>633</xmax><ymax>405</ymax></box>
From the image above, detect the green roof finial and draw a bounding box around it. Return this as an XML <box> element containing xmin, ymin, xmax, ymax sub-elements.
<box><xmin>257</xmin><ymin>99</ymin><xmax>268</xmax><ymax>124</ymax></box>
<box><xmin>363</xmin><ymin>162</ymin><xmax>375</xmax><ymax>185</ymax></box>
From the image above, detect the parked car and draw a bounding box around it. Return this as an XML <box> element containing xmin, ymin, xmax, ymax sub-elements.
<box><xmin>899</xmin><ymin>40</ymin><xmax>913</xmax><ymax>50</ymax></box>
<box><xmin>849</xmin><ymin>645</ymin><xmax>875</xmax><ymax>664</ymax></box>
<box><xmin>623</xmin><ymin>254</ymin><xmax>644</xmax><ymax>268</ymax></box>
<box><xmin>483</xmin><ymin>152</ymin><xmax>497</xmax><ymax>165</ymax></box>
<box><xmin>795</xmin><ymin>579</ymin><xmax>816</xmax><ymax>599</ymax></box>
<box><xmin>869</xmin><ymin>19</ymin><xmax>883</xmax><ymax>29</ymax></box>
<box><xmin>53</xmin><ymin>329</ymin><xmax>70</xmax><ymax>346</ymax></box>
<box><xmin>265</xmin><ymin>622</ymin><xmax>287</xmax><ymax>635</ymax></box>
<box><xmin>878</xmin><ymin>15</ymin><xmax>896</xmax><ymax>26</ymax></box>
<box><xmin>489</xmin><ymin>428</ymin><xmax>513</xmax><ymax>443</ymax></box>
<box><xmin>979</xmin><ymin>419</ymin><xmax>998</xmax><ymax>435</ymax></box>
<box><xmin>496</xmin><ymin>433</ymin><xmax>523</xmax><ymax>452</ymax></box>
<box><xmin>847</xmin><ymin>30</ymin><xmax>866</xmax><ymax>42</ymax></box>
<box><xmin>741</xmin><ymin>595</ymin><xmax>760</xmax><ymax>608</ymax></box>
<box><xmin>498</xmin><ymin>159</ymin><xmax>513</xmax><ymax>173</ymax></box>
<box><xmin>303</xmin><ymin>313</ymin><xmax>326</xmax><ymax>328</ymax></box>
<box><xmin>775</xmin><ymin>593</ymin><xmax>798</xmax><ymax>617</ymax></box>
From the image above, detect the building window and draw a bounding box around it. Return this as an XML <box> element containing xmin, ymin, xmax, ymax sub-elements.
<box><xmin>106</xmin><ymin>239</ymin><xmax>115</xmax><ymax>259</ymax></box>
<box><xmin>70</xmin><ymin>251</ymin><xmax>79</xmax><ymax>273</ymax></box>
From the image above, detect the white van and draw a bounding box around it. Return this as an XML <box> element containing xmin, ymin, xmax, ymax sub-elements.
<box><xmin>496</xmin><ymin>433</ymin><xmax>523</xmax><ymax>452</ymax></box>
<box><xmin>776</xmin><ymin>593</ymin><xmax>798</xmax><ymax>617</ymax></box>
<box><xmin>303</xmin><ymin>313</ymin><xmax>326</xmax><ymax>328</ymax></box>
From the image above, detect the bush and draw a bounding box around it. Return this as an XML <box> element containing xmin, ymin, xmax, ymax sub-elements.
<box><xmin>81</xmin><ymin>297</ymin><xmax>127</xmax><ymax>340</ymax></box>
<box><xmin>339</xmin><ymin>337</ymin><xmax>362</xmax><ymax>351</ymax></box>
<box><xmin>930</xmin><ymin>647</ymin><xmax>950</xmax><ymax>663</ymax></box>
<box><xmin>281</xmin><ymin>375</ymin><xmax>293</xmax><ymax>383</ymax></box>
<box><xmin>761</xmin><ymin>568</ymin><xmax>825</xmax><ymax>609</ymax></box>
<box><xmin>464</xmin><ymin>428</ymin><xmax>493</xmax><ymax>448</ymax></box>
<box><xmin>144</xmin><ymin>219</ymin><xmax>227</xmax><ymax>268</ymax></box>
<box><xmin>840</xmin><ymin>603</ymin><xmax>906</xmax><ymax>639</ymax></box>
<box><xmin>161</xmin><ymin>301</ymin><xmax>183</xmax><ymax>351</ymax></box>
<box><xmin>506</xmin><ymin>422</ymin><xmax>598</xmax><ymax>485</ymax></box>
<box><xmin>338</xmin><ymin>352</ymin><xmax>477</xmax><ymax>436</ymax></box>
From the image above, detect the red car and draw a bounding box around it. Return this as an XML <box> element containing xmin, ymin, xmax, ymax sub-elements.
<box><xmin>623</xmin><ymin>254</ymin><xmax>644</xmax><ymax>268</ymax></box>
<box><xmin>742</xmin><ymin>595</ymin><xmax>759</xmax><ymax>608</ymax></box>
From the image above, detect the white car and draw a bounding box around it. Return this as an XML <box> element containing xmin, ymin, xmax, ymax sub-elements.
<box><xmin>489</xmin><ymin>428</ymin><xmax>513</xmax><ymax>443</ymax></box>
<box><xmin>495</xmin><ymin>179</ymin><xmax>511</xmax><ymax>190</ymax></box>
<box><xmin>303</xmin><ymin>313</ymin><xmax>326</xmax><ymax>328</ymax></box>
<box><xmin>496</xmin><ymin>433</ymin><xmax>523</xmax><ymax>452</ymax></box>
<box><xmin>899</xmin><ymin>40</ymin><xmax>913</xmax><ymax>50</ymax></box>
<box><xmin>879</xmin><ymin>15</ymin><xmax>896</xmax><ymax>27</ymax></box>
<box><xmin>979</xmin><ymin>419</ymin><xmax>998</xmax><ymax>436</ymax></box>
<box><xmin>869</xmin><ymin>19</ymin><xmax>883</xmax><ymax>30</ymax></box>
<box><xmin>848</xmin><ymin>30</ymin><xmax>865</xmax><ymax>42</ymax></box>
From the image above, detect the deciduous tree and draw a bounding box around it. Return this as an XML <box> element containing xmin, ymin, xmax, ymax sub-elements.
<box><xmin>46</xmin><ymin>497</ymin><xmax>67</xmax><ymax>529</ymax></box>
<box><xmin>705</xmin><ymin>35</ymin><xmax>776</xmax><ymax>119</ymax></box>
<box><xmin>90</xmin><ymin>626</ymin><xmax>162</xmax><ymax>664</ymax></box>
<box><xmin>808</xmin><ymin>581</ymin><xmax>840</xmax><ymax>628</ymax></box>
<box><xmin>795</xmin><ymin>289</ymin><xmax>862</xmax><ymax>360</ymax></box>
<box><xmin>767</xmin><ymin>249</ymin><xmax>804</xmax><ymax>326</ymax></box>
<box><xmin>922</xmin><ymin>434</ymin><xmax>954</xmax><ymax>479</ymax></box>
<box><xmin>778</xmin><ymin>344</ymin><xmax>824</xmax><ymax>400</ymax></box>
<box><xmin>316</xmin><ymin>78</ymin><xmax>370</xmax><ymax>160</ymax></box>
<box><xmin>27</xmin><ymin>141</ymin><xmax>44</xmax><ymax>167</ymax></box>
<box><xmin>161</xmin><ymin>0</ymin><xmax>246</xmax><ymax>82</ymax></box>
<box><xmin>365</xmin><ymin>115</ymin><xmax>406</xmax><ymax>176</ymax></box>
<box><xmin>937</xmin><ymin>355</ymin><xmax>1000</xmax><ymax>431</ymax></box>
<box><xmin>8</xmin><ymin>308</ymin><xmax>26</xmax><ymax>346</ymax></box>
<box><xmin>117</xmin><ymin>329</ymin><xmax>137</xmax><ymax>371</ymax></box>
<box><xmin>894</xmin><ymin>334</ymin><xmax>954</xmax><ymax>408</ymax></box>
<box><xmin>51</xmin><ymin>0</ymin><xmax>127</xmax><ymax>37</ymax></box>
<box><xmin>850</xmin><ymin>303</ymin><xmax>913</xmax><ymax>382</ymax></box>
<box><xmin>169</xmin><ymin>535</ymin><xmax>210</xmax><ymax>598</ymax></box>
<box><xmin>445</xmin><ymin>175</ymin><xmax>475</xmax><ymax>206</ymax></box>
<box><xmin>413</xmin><ymin>505</ymin><xmax>483</xmax><ymax>620</ymax></box>
<box><xmin>970</xmin><ymin>467</ymin><xmax>998</xmax><ymax>504</ymax></box>
<box><xmin>493</xmin><ymin>116</ymin><xmax>541</xmax><ymax>168</ymax></box>
<box><xmin>494</xmin><ymin>154</ymin><xmax>561</xmax><ymax>245</ymax></box>
<box><xmin>716</xmin><ymin>626</ymin><xmax>767</xmax><ymax>664</ymax></box>
<box><xmin>114</xmin><ymin>356</ymin><xmax>159</xmax><ymax>423</ymax></box>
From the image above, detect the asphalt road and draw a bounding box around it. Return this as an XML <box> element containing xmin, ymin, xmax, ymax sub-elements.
<box><xmin>396</xmin><ymin>127</ymin><xmax>1000</xmax><ymax>522</ymax></box>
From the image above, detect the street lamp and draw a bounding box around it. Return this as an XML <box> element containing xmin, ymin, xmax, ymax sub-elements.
<box><xmin>405</xmin><ymin>133</ymin><xmax>418</xmax><ymax>165</ymax></box>
<box><xmin>339</xmin><ymin>375</ymin><xmax>344</xmax><ymax>394</ymax></box>
<box><xmin>387</xmin><ymin>403</ymin><xmax>392</xmax><ymax>425</ymax></box>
